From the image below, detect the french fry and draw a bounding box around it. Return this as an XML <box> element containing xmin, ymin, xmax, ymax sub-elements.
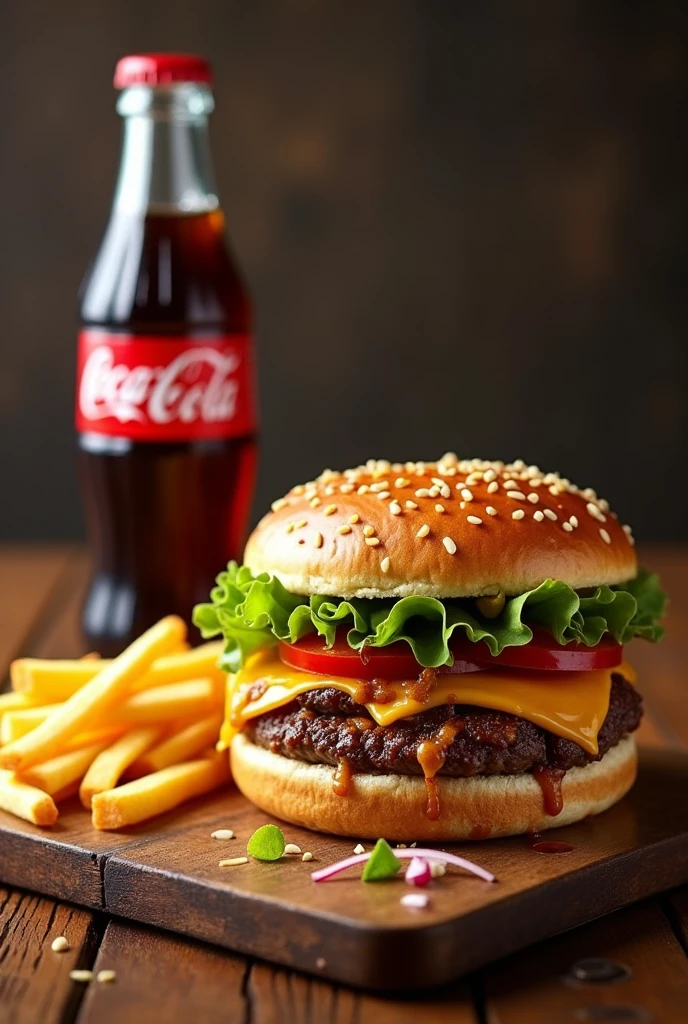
<box><xmin>1</xmin><ymin>679</ymin><xmax>221</xmax><ymax>746</ymax></box>
<box><xmin>0</xmin><ymin>616</ymin><xmax>186</xmax><ymax>773</ymax></box>
<box><xmin>131</xmin><ymin>713</ymin><xmax>223</xmax><ymax>775</ymax></box>
<box><xmin>11</xmin><ymin>640</ymin><xmax>223</xmax><ymax>703</ymax></box>
<box><xmin>1</xmin><ymin>705</ymin><xmax>62</xmax><ymax>745</ymax></box>
<box><xmin>0</xmin><ymin>769</ymin><xmax>59</xmax><ymax>825</ymax></box>
<box><xmin>114</xmin><ymin>678</ymin><xmax>222</xmax><ymax>725</ymax></box>
<box><xmin>19</xmin><ymin>741</ymin><xmax>111</xmax><ymax>796</ymax></box>
<box><xmin>0</xmin><ymin>691</ymin><xmax>39</xmax><ymax>726</ymax></box>
<box><xmin>91</xmin><ymin>750</ymin><xmax>230</xmax><ymax>830</ymax></box>
<box><xmin>79</xmin><ymin>727</ymin><xmax>162</xmax><ymax>808</ymax></box>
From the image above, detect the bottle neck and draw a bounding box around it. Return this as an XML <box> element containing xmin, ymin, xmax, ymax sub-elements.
<box><xmin>113</xmin><ymin>84</ymin><xmax>219</xmax><ymax>215</ymax></box>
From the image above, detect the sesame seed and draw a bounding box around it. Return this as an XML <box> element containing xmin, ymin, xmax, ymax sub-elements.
<box><xmin>292</xmin><ymin>485</ymin><xmax>305</xmax><ymax>495</ymax></box>
<box><xmin>51</xmin><ymin>936</ymin><xmax>69</xmax><ymax>953</ymax></box>
<box><xmin>365</xmin><ymin>537</ymin><xmax>381</xmax><ymax>546</ymax></box>
<box><xmin>511</xmin><ymin>509</ymin><xmax>525</xmax><ymax>520</ymax></box>
<box><xmin>562</xmin><ymin>522</ymin><xmax>573</xmax><ymax>532</ymax></box>
<box><xmin>363</xmin><ymin>525</ymin><xmax>375</xmax><ymax>537</ymax></box>
<box><xmin>354</xmin><ymin>843</ymin><xmax>366</xmax><ymax>854</ymax></box>
<box><xmin>340</xmin><ymin>483</ymin><xmax>354</xmax><ymax>493</ymax></box>
<box><xmin>285</xmin><ymin>523</ymin><xmax>295</xmax><ymax>534</ymax></box>
<box><xmin>548</xmin><ymin>485</ymin><xmax>561</xmax><ymax>496</ymax></box>
<box><xmin>284</xmin><ymin>843</ymin><xmax>302</xmax><ymax>855</ymax></box>
<box><xmin>377</xmin><ymin>491</ymin><xmax>391</xmax><ymax>500</ymax></box>
<box><xmin>530</xmin><ymin>478</ymin><xmax>543</xmax><ymax>488</ymax></box>
<box><xmin>569</xmin><ymin>516</ymin><xmax>578</xmax><ymax>527</ymax></box>
<box><xmin>313</xmin><ymin>532</ymin><xmax>323</xmax><ymax>548</ymax></box>
<box><xmin>219</xmin><ymin>857</ymin><xmax>249</xmax><ymax>867</ymax></box>
<box><xmin>543</xmin><ymin>508</ymin><xmax>557</xmax><ymax>521</ymax></box>
<box><xmin>396</xmin><ymin>477</ymin><xmax>410</xmax><ymax>488</ymax></box>
<box><xmin>302</xmin><ymin>851</ymin><xmax>313</xmax><ymax>862</ymax></box>
<box><xmin>370</xmin><ymin>481</ymin><xmax>389</xmax><ymax>493</ymax></box>
<box><xmin>349</xmin><ymin>514</ymin><xmax>360</xmax><ymax>524</ymax></box>
<box><xmin>381</xmin><ymin>556</ymin><xmax>391</xmax><ymax>573</ymax></box>
<box><xmin>467</xmin><ymin>515</ymin><xmax>482</xmax><ymax>525</ymax></box>
<box><xmin>598</xmin><ymin>499</ymin><xmax>610</xmax><ymax>513</ymax></box>
<box><xmin>416</xmin><ymin>524</ymin><xmax>430</xmax><ymax>538</ymax></box>
<box><xmin>430</xmin><ymin>862</ymin><xmax>447</xmax><ymax>878</ymax></box>
<box><xmin>507</xmin><ymin>490</ymin><xmax>526</xmax><ymax>501</ymax></box>
<box><xmin>487</xmin><ymin>481</ymin><xmax>499</xmax><ymax>494</ymax></box>
<box><xmin>461</xmin><ymin>488</ymin><xmax>473</xmax><ymax>501</ymax></box>
<box><xmin>405</xmin><ymin>500</ymin><xmax>418</xmax><ymax>509</ymax></box>
<box><xmin>337</xmin><ymin>524</ymin><xmax>352</xmax><ymax>535</ymax></box>
<box><xmin>310</xmin><ymin>497</ymin><xmax>321</xmax><ymax>507</ymax></box>
<box><xmin>415</xmin><ymin>488</ymin><xmax>430</xmax><ymax>498</ymax></box>
<box><xmin>211</xmin><ymin>829</ymin><xmax>235</xmax><ymax>840</ymax></box>
<box><xmin>389</xmin><ymin>501</ymin><xmax>402</xmax><ymax>515</ymax></box>
<box><xmin>357</xmin><ymin>485</ymin><xmax>369</xmax><ymax>494</ymax></box>
<box><xmin>459</xmin><ymin>501</ymin><xmax>466</xmax><ymax>509</ymax></box>
<box><xmin>600</xmin><ymin>528</ymin><xmax>611</xmax><ymax>544</ymax></box>
<box><xmin>622</xmin><ymin>523</ymin><xmax>633</xmax><ymax>535</ymax></box>
<box><xmin>442</xmin><ymin>537</ymin><xmax>457</xmax><ymax>554</ymax></box>
<box><xmin>271</xmin><ymin>498</ymin><xmax>287</xmax><ymax>512</ymax></box>
<box><xmin>533</xmin><ymin>510</ymin><xmax>545</xmax><ymax>522</ymax></box>
<box><xmin>324</xmin><ymin>504</ymin><xmax>337</xmax><ymax>516</ymax></box>
<box><xmin>295</xmin><ymin>519</ymin><xmax>307</xmax><ymax>529</ymax></box>
<box><xmin>485</xmin><ymin>506</ymin><xmax>498</xmax><ymax>516</ymax></box>
<box><xmin>527</xmin><ymin>493</ymin><xmax>539</xmax><ymax>504</ymax></box>
<box><xmin>69</xmin><ymin>970</ymin><xmax>94</xmax><ymax>983</ymax></box>
<box><xmin>435</xmin><ymin>503</ymin><xmax>445</xmax><ymax>513</ymax></box>
<box><xmin>483</xmin><ymin>469</ymin><xmax>496</xmax><ymax>483</ymax></box>
<box><xmin>324</xmin><ymin>485</ymin><xmax>336</xmax><ymax>496</ymax></box>
<box><xmin>97</xmin><ymin>970</ymin><xmax>117</xmax><ymax>984</ymax></box>
<box><xmin>429</xmin><ymin>486</ymin><xmax>440</xmax><ymax>498</ymax></box>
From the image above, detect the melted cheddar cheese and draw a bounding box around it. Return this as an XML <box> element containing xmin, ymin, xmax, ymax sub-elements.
<box><xmin>221</xmin><ymin>650</ymin><xmax>636</xmax><ymax>756</ymax></box>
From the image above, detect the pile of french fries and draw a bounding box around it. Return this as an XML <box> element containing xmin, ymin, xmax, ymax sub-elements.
<box><xmin>0</xmin><ymin>617</ymin><xmax>229</xmax><ymax>830</ymax></box>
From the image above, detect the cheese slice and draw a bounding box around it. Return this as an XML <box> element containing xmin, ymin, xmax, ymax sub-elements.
<box><xmin>222</xmin><ymin>650</ymin><xmax>636</xmax><ymax>756</ymax></box>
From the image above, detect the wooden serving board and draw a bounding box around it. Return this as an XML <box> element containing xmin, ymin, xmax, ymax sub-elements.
<box><xmin>1</xmin><ymin>746</ymin><xmax>688</xmax><ymax>991</ymax></box>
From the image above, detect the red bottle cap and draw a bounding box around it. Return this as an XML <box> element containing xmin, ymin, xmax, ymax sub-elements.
<box><xmin>114</xmin><ymin>53</ymin><xmax>212</xmax><ymax>89</ymax></box>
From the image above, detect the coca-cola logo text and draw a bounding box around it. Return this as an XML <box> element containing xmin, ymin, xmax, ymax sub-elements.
<box><xmin>80</xmin><ymin>345</ymin><xmax>242</xmax><ymax>426</ymax></box>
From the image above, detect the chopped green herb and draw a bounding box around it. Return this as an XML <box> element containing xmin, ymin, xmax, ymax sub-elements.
<box><xmin>361</xmin><ymin>839</ymin><xmax>401</xmax><ymax>882</ymax></box>
<box><xmin>247</xmin><ymin>824</ymin><xmax>285</xmax><ymax>861</ymax></box>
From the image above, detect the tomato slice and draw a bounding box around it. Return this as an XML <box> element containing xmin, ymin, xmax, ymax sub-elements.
<box><xmin>278</xmin><ymin>636</ymin><xmax>482</xmax><ymax>680</ymax></box>
<box><xmin>279</xmin><ymin>630</ymin><xmax>624</xmax><ymax>679</ymax></box>
<box><xmin>453</xmin><ymin>631</ymin><xmax>623</xmax><ymax>672</ymax></box>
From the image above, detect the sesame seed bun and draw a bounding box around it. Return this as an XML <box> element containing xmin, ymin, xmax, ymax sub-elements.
<box><xmin>230</xmin><ymin>733</ymin><xmax>637</xmax><ymax>841</ymax></box>
<box><xmin>244</xmin><ymin>456</ymin><xmax>637</xmax><ymax>598</ymax></box>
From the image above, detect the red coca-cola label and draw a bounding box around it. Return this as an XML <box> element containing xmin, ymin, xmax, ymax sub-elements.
<box><xmin>75</xmin><ymin>331</ymin><xmax>257</xmax><ymax>441</ymax></box>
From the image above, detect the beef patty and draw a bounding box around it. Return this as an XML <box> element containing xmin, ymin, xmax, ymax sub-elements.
<box><xmin>246</xmin><ymin>675</ymin><xmax>641</xmax><ymax>777</ymax></box>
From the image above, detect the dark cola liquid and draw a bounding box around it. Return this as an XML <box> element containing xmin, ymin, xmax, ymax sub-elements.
<box><xmin>79</xmin><ymin>210</ymin><xmax>257</xmax><ymax>655</ymax></box>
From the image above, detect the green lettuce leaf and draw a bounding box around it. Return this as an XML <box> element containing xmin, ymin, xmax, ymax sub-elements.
<box><xmin>193</xmin><ymin>563</ymin><xmax>667</xmax><ymax>672</ymax></box>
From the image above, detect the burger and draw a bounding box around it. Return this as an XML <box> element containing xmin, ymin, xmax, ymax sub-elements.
<box><xmin>193</xmin><ymin>455</ymin><xmax>666</xmax><ymax>841</ymax></box>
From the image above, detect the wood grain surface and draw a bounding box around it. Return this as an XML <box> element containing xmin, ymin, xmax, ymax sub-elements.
<box><xmin>1</xmin><ymin>545</ymin><xmax>687</xmax><ymax>1020</ymax></box>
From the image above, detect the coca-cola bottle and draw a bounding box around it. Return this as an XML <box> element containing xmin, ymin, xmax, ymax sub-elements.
<box><xmin>76</xmin><ymin>54</ymin><xmax>258</xmax><ymax>656</ymax></box>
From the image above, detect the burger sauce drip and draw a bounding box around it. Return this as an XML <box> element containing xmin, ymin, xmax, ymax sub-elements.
<box><xmin>528</xmin><ymin>830</ymin><xmax>574</xmax><ymax>854</ymax></box>
<box><xmin>333</xmin><ymin>758</ymin><xmax>352</xmax><ymax>797</ymax></box>
<box><xmin>532</xmin><ymin>766</ymin><xmax>566</xmax><ymax>817</ymax></box>
<box><xmin>416</xmin><ymin>718</ymin><xmax>462</xmax><ymax>821</ymax></box>
<box><xmin>350</xmin><ymin>678</ymin><xmax>397</xmax><ymax>706</ymax></box>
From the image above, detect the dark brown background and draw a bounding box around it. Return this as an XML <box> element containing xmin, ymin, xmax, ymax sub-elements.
<box><xmin>0</xmin><ymin>1</ymin><xmax>686</xmax><ymax>542</ymax></box>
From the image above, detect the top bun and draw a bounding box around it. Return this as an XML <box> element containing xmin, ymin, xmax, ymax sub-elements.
<box><xmin>244</xmin><ymin>455</ymin><xmax>637</xmax><ymax>598</ymax></box>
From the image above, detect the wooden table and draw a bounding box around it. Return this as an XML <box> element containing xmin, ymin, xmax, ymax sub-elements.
<box><xmin>1</xmin><ymin>544</ymin><xmax>687</xmax><ymax>1023</ymax></box>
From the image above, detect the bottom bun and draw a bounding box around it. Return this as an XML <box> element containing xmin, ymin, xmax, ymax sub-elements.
<box><xmin>231</xmin><ymin>733</ymin><xmax>637</xmax><ymax>841</ymax></box>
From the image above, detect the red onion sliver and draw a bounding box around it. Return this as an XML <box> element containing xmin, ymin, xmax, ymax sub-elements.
<box><xmin>405</xmin><ymin>857</ymin><xmax>432</xmax><ymax>887</ymax></box>
<box><xmin>311</xmin><ymin>848</ymin><xmax>496</xmax><ymax>883</ymax></box>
